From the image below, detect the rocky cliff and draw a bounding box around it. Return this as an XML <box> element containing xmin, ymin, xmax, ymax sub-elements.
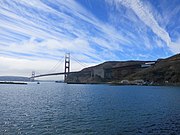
<box><xmin>67</xmin><ymin>54</ymin><xmax>180</xmax><ymax>85</ymax></box>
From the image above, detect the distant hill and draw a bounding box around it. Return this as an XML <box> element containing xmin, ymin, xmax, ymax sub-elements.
<box><xmin>0</xmin><ymin>76</ymin><xmax>30</xmax><ymax>81</ymax></box>
<box><xmin>67</xmin><ymin>54</ymin><xmax>180</xmax><ymax>85</ymax></box>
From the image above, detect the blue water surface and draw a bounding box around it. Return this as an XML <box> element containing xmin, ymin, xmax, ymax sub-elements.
<box><xmin>0</xmin><ymin>83</ymin><xmax>180</xmax><ymax>135</ymax></box>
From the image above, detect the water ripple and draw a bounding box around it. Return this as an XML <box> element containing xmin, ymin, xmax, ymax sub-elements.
<box><xmin>0</xmin><ymin>83</ymin><xmax>180</xmax><ymax>134</ymax></box>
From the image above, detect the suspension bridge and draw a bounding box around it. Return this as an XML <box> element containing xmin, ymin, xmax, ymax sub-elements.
<box><xmin>30</xmin><ymin>53</ymin><xmax>86</xmax><ymax>82</ymax></box>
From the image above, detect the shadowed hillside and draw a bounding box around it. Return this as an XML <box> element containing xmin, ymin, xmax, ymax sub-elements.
<box><xmin>67</xmin><ymin>54</ymin><xmax>180</xmax><ymax>85</ymax></box>
<box><xmin>128</xmin><ymin>54</ymin><xmax>180</xmax><ymax>85</ymax></box>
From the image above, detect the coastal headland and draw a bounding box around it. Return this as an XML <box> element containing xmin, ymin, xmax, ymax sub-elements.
<box><xmin>66</xmin><ymin>54</ymin><xmax>180</xmax><ymax>85</ymax></box>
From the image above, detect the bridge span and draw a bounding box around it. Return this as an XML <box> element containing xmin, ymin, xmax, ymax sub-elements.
<box><xmin>32</xmin><ymin>71</ymin><xmax>77</xmax><ymax>79</ymax></box>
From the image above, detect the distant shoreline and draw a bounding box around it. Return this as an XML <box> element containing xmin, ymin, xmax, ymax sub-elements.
<box><xmin>0</xmin><ymin>82</ymin><xmax>27</xmax><ymax>85</ymax></box>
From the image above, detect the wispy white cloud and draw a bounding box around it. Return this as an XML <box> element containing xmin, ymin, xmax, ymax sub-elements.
<box><xmin>108</xmin><ymin>0</ymin><xmax>179</xmax><ymax>53</ymax></box>
<box><xmin>0</xmin><ymin>0</ymin><xmax>122</xmax><ymax>78</ymax></box>
<box><xmin>0</xmin><ymin>0</ymin><xmax>179</xmax><ymax>78</ymax></box>
<box><xmin>0</xmin><ymin>0</ymin><xmax>130</xmax><ymax>59</ymax></box>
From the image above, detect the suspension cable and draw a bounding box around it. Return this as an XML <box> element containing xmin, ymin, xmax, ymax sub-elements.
<box><xmin>48</xmin><ymin>56</ymin><xmax>64</xmax><ymax>73</ymax></box>
<box><xmin>71</xmin><ymin>56</ymin><xmax>88</xmax><ymax>68</ymax></box>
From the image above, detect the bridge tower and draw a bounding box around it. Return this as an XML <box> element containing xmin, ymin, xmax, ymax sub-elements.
<box><xmin>31</xmin><ymin>71</ymin><xmax>35</xmax><ymax>81</ymax></box>
<box><xmin>64</xmin><ymin>53</ymin><xmax>70</xmax><ymax>82</ymax></box>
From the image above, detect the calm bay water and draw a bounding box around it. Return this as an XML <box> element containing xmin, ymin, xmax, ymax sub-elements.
<box><xmin>0</xmin><ymin>83</ymin><xmax>180</xmax><ymax>135</ymax></box>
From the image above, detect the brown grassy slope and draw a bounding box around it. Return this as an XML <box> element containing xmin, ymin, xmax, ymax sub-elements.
<box><xmin>128</xmin><ymin>54</ymin><xmax>180</xmax><ymax>83</ymax></box>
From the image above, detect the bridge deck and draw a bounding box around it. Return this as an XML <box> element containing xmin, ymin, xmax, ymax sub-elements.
<box><xmin>32</xmin><ymin>72</ymin><xmax>77</xmax><ymax>78</ymax></box>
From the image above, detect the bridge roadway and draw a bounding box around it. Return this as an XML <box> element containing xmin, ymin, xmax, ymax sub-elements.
<box><xmin>31</xmin><ymin>71</ymin><xmax>77</xmax><ymax>78</ymax></box>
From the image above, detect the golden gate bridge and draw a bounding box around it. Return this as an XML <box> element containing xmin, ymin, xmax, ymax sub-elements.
<box><xmin>30</xmin><ymin>53</ymin><xmax>86</xmax><ymax>82</ymax></box>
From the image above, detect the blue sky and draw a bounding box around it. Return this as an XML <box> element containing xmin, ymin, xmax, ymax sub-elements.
<box><xmin>0</xmin><ymin>0</ymin><xmax>179</xmax><ymax>78</ymax></box>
